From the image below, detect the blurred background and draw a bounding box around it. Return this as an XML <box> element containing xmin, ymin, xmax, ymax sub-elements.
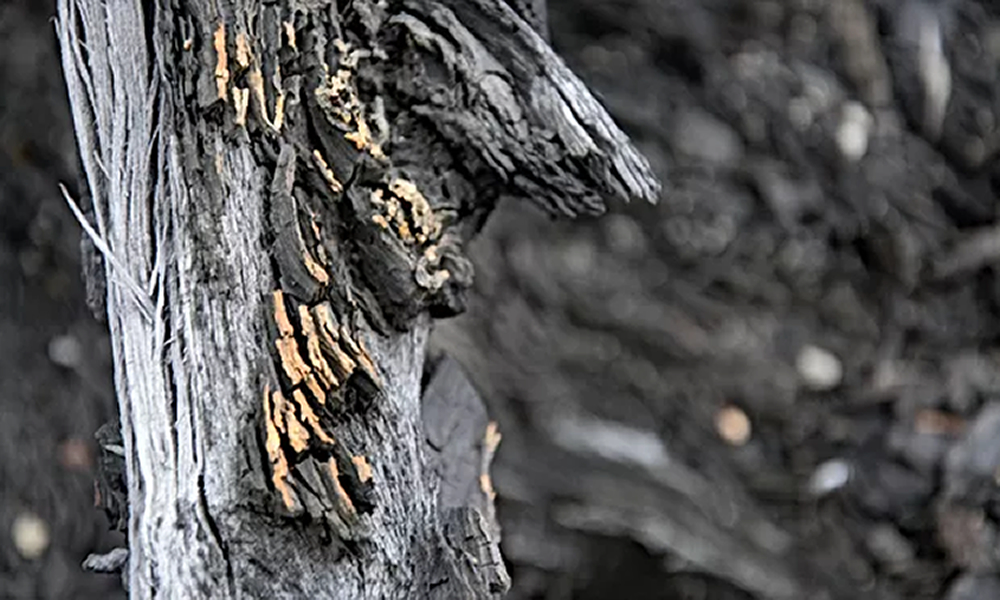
<box><xmin>4</xmin><ymin>0</ymin><xmax>1000</xmax><ymax>598</ymax></box>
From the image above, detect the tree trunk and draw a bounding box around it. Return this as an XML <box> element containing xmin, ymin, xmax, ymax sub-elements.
<box><xmin>55</xmin><ymin>0</ymin><xmax>656</xmax><ymax>597</ymax></box>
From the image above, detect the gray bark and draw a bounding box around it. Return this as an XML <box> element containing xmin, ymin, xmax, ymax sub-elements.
<box><xmin>55</xmin><ymin>0</ymin><xmax>656</xmax><ymax>597</ymax></box>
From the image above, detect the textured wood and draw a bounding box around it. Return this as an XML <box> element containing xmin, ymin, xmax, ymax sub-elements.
<box><xmin>56</xmin><ymin>0</ymin><xmax>656</xmax><ymax>597</ymax></box>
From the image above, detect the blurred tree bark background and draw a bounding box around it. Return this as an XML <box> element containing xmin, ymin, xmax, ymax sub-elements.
<box><xmin>5</xmin><ymin>0</ymin><xmax>1000</xmax><ymax>599</ymax></box>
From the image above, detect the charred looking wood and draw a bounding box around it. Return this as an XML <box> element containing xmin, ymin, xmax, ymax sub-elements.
<box><xmin>422</xmin><ymin>355</ymin><xmax>500</xmax><ymax>529</ymax></box>
<box><xmin>73</xmin><ymin>0</ymin><xmax>658</xmax><ymax>332</ymax></box>
<box><xmin>58</xmin><ymin>0</ymin><xmax>656</xmax><ymax>596</ymax></box>
<box><xmin>387</xmin><ymin>0</ymin><xmax>659</xmax><ymax>218</ymax></box>
<box><xmin>421</xmin><ymin>355</ymin><xmax>509</xmax><ymax>598</ymax></box>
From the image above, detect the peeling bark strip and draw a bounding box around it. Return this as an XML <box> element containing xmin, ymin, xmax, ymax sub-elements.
<box><xmin>57</xmin><ymin>0</ymin><xmax>656</xmax><ymax>597</ymax></box>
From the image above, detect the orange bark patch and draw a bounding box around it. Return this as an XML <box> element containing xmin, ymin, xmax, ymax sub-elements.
<box><xmin>327</xmin><ymin>343</ymin><xmax>357</xmax><ymax>381</ymax></box>
<box><xmin>302</xmin><ymin>247</ymin><xmax>329</xmax><ymax>287</ymax></box>
<box><xmin>213</xmin><ymin>23</ymin><xmax>229</xmax><ymax>101</ymax></box>
<box><xmin>283</xmin><ymin>407</ymin><xmax>310</xmax><ymax>453</ymax></box>
<box><xmin>235</xmin><ymin>32</ymin><xmax>251</xmax><ymax>69</ymax></box>
<box><xmin>715</xmin><ymin>404</ymin><xmax>752</xmax><ymax>446</ymax></box>
<box><xmin>484</xmin><ymin>421</ymin><xmax>502</xmax><ymax>454</ymax></box>
<box><xmin>480</xmin><ymin>421</ymin><xmax>501</xmax><ymax>500</ymax></box>
<box><xmin>275</xmin><ymin>337</ymin><xmax>310</xmax><ymax>385</ymax></box>
<box><xmin>389</xmin><ymin>178</ymin><xmax>441</xmax><ymax>244</ymax></box>
<box><xmin>304</xmin><ymin>374</ymin><xmax>327</xmax><ymax>405</ymax></box>
<box><xmin>345</xmin><ymin>113</ymin><xmax>383</xmax><ymax>159</ymax></box>
<box><xmin>283</xmin><ymin>22</ymin><xmax>297</xmax><ymax>52</ymax></box>
<box><xmin>327</xmin><ymin>458</ymin><xmax>357</xmax><ymax>517</ymax></box>
<box><xmin>479</xmin><ymin>473</ymin><xmax>496</xmax><ymax>500</ymax></box>
<box><xmin>233</xmin><ymin>87</ymin><xmax>249</xmax><ymax>127</ymax></box>
<box><xmin>352</xmin><ymin>456</ymin><xmax>373</xmax><ymax>483</ymax></box>
<box><xmin>343</xmin><ymin>329</ymin><xmax>380</xmax><ymax>387</ymax></box>
<box><xmin>272</xmin><ymin>290</ymin><xmax>295</xmax><ymax>337</ymax></box>
<box><xmin>314</xmin><ymin>41</ymin><xmax>386</xmax><ymax>161</ymax></box>
<box><xmin>272</xmin><ymin>290</ymin><xmax>313</xmax><ymax>385</ymax></box>
<box><xmin>292</xmin><ymin>389</ymin><xmax>335</xmax><ymax>445</ymax></box>
<box><xmin>298</xmin><ymin>305</ymin><xmax>337</xmax><ymax>390</ymax></box>
<box><xmin>369</xmin><ymin>180</ymin><xmax>441</xmax><ymax>247</ymax></box>
<box><xmin>311</xmin><ymin>303</ymin><xmax>341</xmax><ymax>343</ymax></box>
<box><xmin>264</xmin><ymin>386</ymin><xmax>296</xmax><ymax>509</ymax></box>
<box><xmin>248</xmin><ymin>66</ymin><xmax>286</xmax><ymax>133</ymax></box>
<box><xmin>312</xmin><ymin>150</ymin><xmax>343</xmax><ymax>194</ymax></box>
<box><xmin>371</xmin><ymin>214</ymin><xmax>390</xmax><ymax>231</ymax></box>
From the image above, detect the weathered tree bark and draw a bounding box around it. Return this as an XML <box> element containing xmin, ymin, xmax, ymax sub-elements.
<box><xmin>56</xmin><ymin>0</ymin><xmax>656</xmax><ymax>597</ymax></box>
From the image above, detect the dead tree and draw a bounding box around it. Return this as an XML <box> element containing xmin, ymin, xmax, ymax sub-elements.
<box><xmin>56</xmin><ymin>0</ymin><xmax>657</xmax><ymax>597</ymax></box>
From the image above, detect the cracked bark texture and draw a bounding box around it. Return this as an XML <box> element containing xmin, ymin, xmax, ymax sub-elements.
<box><xmin>55</xmin><ymin>0</ymin><xmax>655</xmax><ymax>597</ymax></box>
